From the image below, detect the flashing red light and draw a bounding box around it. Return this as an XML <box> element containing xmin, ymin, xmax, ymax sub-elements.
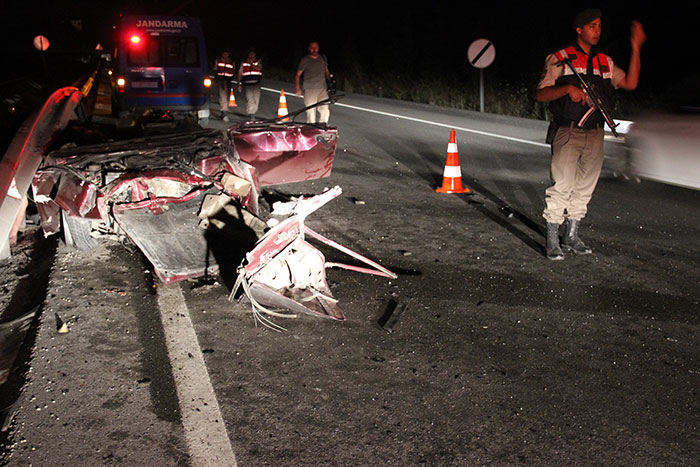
<box><xmin>130</xmin><ymin>35</ymin><xmax>141</xmax><ymax>45</ymax></box>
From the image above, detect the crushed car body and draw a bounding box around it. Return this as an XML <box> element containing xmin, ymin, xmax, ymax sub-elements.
<box><xmin>30</xmin><ymin>91</ymin><xmax>396</xmax><ymax>323</ymax></box>
<box><xmin>31</xmin><ymin>120</ymin><xmax>339</xmax><ymax>283</ymax></box>
<box><xmin>33</xmin><ymin>129</ymin><xmax>252</xmax><ymax>282</ymax></box>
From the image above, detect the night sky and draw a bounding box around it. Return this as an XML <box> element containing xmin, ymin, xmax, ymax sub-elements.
<box><xmin>2</xmin><ymin>1</ymin><xmax>698</xmax><ymax>104</ymax></box>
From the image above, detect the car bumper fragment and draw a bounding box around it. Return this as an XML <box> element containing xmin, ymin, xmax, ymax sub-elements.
<box><xmin>230</xmin><ymin>186</ymin><xmax>397</xmax><ymax>330</ymax></box>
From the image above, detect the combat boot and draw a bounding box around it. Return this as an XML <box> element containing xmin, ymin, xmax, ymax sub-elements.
<box><xmin>561</xmin><ymin>219</ymin><xmax>592</xmax><ymax>254</ymax></box>
<box><xmin>546</xmin><ymin>222</ymin><xmax>564</xmax><ymax>260</ymax></box>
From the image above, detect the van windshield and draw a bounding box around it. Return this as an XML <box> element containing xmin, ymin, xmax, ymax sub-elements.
<box><xmin>127</xmin><ymin>36</ymin><xmax>199</xmax><ymax>67</ymax></box>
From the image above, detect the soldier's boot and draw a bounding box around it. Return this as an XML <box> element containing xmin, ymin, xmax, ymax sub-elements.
<box><xmin>546</xmin><ymin>222</ymin><xmax>565</xmax><ymax>260</ymax></box>
<box><xmin>561</xmin><ymin>218</ymin><xmax>592</xmax><ymax>255</ymax></box>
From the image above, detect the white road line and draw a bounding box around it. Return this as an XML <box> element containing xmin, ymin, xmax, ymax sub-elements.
<box><xmin>157</xmin><ymin>283</ymin><xmax>237</xmax><ymax>467</ymax></box>
<box><xmin>335</xmin><ymin>102</ymin><xmax>553</xmax><ymax>148</ymax></box>
<box><xmin>261</xmin><ymin>86</ymin><xmax>550</xmax><ymax>148</ymax></box>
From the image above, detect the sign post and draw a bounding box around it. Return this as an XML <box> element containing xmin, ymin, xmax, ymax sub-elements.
<box><xmin>33</xmin><ymin>35</ymin><xmax>50</xmax><ymax>78</ymax></box>
<box><xmin>467</xmin><ymin>39</ymin><xmax>496</xmax><ymax>113</ymax></box>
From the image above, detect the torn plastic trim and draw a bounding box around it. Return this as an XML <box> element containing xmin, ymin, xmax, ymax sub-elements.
<box><xmin>230</xmin><ymin>186</ymin><xmax>397</xmax><ymax>331</ymax></box>
<box><xmin>233</xmin><ymin>272</ymin><xmax>297</xmax><ymax>332</ymax></box>
<box><xmin>304</xmin><ymin>227</ymin><xmax>397</xmax><ymax>279</ymax></box>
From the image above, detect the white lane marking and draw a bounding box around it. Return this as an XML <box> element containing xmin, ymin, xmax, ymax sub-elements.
<box><xmin>157</xmin><ymin>283</ymin><xmax>237</xmax><ymax>467</ymax></box>
<box><xmin>261</xmin><ymin>86</ymin><xmax>549</xmax><ymax>148</ymax></box>
<box><xmin>334</xmin><ymin>102</ymin><xmax>553</xmax><ymax>148</ymax></box>
<box><xmin>262</xmin><ymin>86</ymin><xmax>299</xmax><ymax>97</ymax></box>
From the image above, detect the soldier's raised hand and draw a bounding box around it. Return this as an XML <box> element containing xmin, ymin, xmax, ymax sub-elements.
<box><xmin>630</xmin><ymin>20</ymin><xmax>646</xmax><ymax>50</ymax></box>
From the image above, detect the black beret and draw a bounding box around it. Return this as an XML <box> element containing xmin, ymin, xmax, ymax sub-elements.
<box><xmin>573</xmin><ymin>8</ymin><xmax>602</xmax><ymax>29</ymax></box>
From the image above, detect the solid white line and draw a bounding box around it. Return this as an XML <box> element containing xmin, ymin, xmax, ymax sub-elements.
<box><xmin>335</xmin><ymin>102</ymin><xmax>552</xmax><ymax>148</ymax></box>
<box><xmin>261</xmin><ymin>86</ymin><xmax>550</xmax><ymax>148</ymax></box>
<box><xmin>157</xmin><ymin>283</ymin><xmax>237</xmax><ymax>467</ymax></box>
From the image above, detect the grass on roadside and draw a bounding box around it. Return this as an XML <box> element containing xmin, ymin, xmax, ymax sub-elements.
<box><xmin>264</xmin><ymin>66</ymin><xmax>674</xmax><ymax>121</ymax></box>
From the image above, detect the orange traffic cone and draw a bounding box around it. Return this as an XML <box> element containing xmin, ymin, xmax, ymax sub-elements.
<box><xmin>228</xmin><ymin>88</ymin><xmax>237</xmax><ymax>107</ymax></box>
<box><xmin>277</xmin><ymin>89</ymin><xmax>289</xmax><ymax>121</ymax></box>
<box><xmin>436</xmin><ymin>129</ymin><xmax>470</xmax><ymax>194</ymax></box>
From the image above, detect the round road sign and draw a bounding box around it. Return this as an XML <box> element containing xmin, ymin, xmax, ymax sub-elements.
<box><xmin>468</xmin><ymin>39</ymin><xmax>495</xmax><ymax>69</ymax></box>
<box><xmin>33</xmin><ymin>35</ymin><xmax>50</xmax><ymax>51</ymax></box>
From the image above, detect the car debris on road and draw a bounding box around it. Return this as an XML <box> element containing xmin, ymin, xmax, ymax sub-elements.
<box><xmin>230</xmin><ymin>186</ymin><xmax>397</xmax><ymax>331</ymax></box>
<box><xmin>30</xmin><ymin>110</ymin><xmax>395</xmax><ymax>324</ymax></box>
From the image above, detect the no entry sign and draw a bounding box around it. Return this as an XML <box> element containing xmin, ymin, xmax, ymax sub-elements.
<box><xmin>468</xmin><ymin>39</ymin><xmax>495</xmax><ymax>69</ymax></box>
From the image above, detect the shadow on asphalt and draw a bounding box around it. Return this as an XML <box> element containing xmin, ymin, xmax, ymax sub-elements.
<box><xmin>362</xmin><ymin>130</ymin><xmax>547</xmax><ymax>257</ymax></box>
<box><xmin>0</xmin><ymin>234</ymin><xmax>57</xmax><ymax>448</ymax></box>
<box><xmin>458</xmin><ymin>180</ymin><xmax>546</xmax><ymax>257</ymax></box>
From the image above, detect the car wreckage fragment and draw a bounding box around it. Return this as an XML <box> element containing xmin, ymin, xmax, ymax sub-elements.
<box><xmin>29</xmin><ymin>109</ymin><xmax>395</xmax><ymax>324</ymax></box>
<box><xmin>230</xmin><ymin>186</ymin><xmax>397</xmax><ymax>331</ymax></box>
<box><xmin>30</xmin><ymin>123</ymin><xmax>338</xmax><ymax>281</ymax></box>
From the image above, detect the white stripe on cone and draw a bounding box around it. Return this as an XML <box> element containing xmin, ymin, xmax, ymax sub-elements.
<box><xmin>278</xmin><ymin>93</ymin><xmax>288</xmax><ymax>117</ymax></box>
<box><xmin>443</xmin><ymin>165</ymin><xmax>462</xmax><ymax>178</ymax></box>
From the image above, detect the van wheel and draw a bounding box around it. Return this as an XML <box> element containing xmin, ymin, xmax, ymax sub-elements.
<box><xmin>62</xmin><ymin>210</ymin><xmax>99</xmax><ymax>251</ymax></box>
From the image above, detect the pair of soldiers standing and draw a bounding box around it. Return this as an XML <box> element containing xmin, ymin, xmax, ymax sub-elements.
<box><xmin>215</xmin><ymin>49</ymin><xmax>262</xmax><ymax>122</ymax></box>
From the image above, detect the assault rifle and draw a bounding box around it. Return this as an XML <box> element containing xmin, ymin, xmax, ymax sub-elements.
<box><xmin>558</xmin><ymin>55</ymin><xmax>620</xmax><ymax>137</ymax></box>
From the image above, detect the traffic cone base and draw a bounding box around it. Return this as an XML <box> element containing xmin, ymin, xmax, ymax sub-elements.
<box><xmin>436</xmin><ymin>129</ymin><xmax>470</xmax><ymax>194</ymax></box>
<box><xmin>228</xmin><ymin>89</ymin><xmax>237</xmax><ymax>107</ymax></box>
<box><xmin>436</xmin><ymin>182</ymin><xmax>470</xmax><ymax>194</ymax></box>
<box><xmin>277</xmin><ymin>89</ymin><xmax>289</xmax><ymax>121</ymax></box>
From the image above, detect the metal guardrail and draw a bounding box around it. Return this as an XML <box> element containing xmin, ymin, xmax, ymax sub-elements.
<box><xmin>0</xmin><ymin>54</ymin><xmax>103</xmax><ymax>259</ymax></box>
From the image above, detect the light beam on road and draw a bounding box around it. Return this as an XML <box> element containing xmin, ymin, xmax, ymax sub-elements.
<box><xmin>262</xmin><ymin>86</ymin><xmax>550</xmax><ymax>148</ymax></box>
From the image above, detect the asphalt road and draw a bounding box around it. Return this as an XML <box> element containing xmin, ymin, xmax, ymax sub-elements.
<box><xmin>2</xmin><ymin>81</ymin><xmax>699</xmax><ymax>466</ymax></box>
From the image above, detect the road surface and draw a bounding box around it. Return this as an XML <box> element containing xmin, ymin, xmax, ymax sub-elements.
<box><xmin>2</xmin><ymin>81</ymin><xmax>699</xmax><ymax>466</ymax></box>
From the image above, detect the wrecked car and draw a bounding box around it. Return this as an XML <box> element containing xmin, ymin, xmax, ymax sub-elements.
<box><xmin>32</xmin><ymin>119</ymin><xmax>338</xmax><ymax>283</ymax></box>
<box><xmin>30</xmin><ymin>110</ymin><xmax>396</xmax><ymax>323</ymax></box>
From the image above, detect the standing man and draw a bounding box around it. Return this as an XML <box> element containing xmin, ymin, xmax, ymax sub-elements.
<box><xmin>214</xmin><ymin>49</ymin><xmax>235</xmax><ymax>122</ymax></box>
<box><xmin>295</xmin><ymin>41</ymin><xmax>331</xmax><ymax>124</ymax></box>
<box><xmin>237</xmin><ymin>49</ymin><xmax>263</xmax><ymax>121</ymax></box>
<box><xmin>536</xmin><ymin>9</ymin><xmax>646</xmax><ymax>260</ymax></box>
